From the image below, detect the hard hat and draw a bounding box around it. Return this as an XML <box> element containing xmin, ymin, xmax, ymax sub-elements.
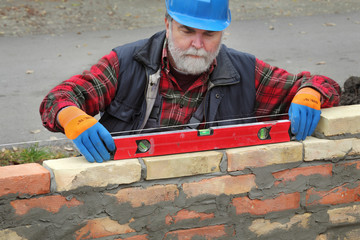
<box><xmin>165</xmin><ymin>0</ymin><xmax>231</xmax><ymax>31</ymax></box>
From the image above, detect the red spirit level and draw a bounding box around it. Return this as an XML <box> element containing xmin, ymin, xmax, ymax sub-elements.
<box><xmin>112</xmin><ymin>119</ymin><xmax>291</xmax><ymax>160</ymax></box>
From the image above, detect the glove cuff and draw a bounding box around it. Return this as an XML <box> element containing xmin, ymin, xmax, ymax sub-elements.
<box><xmin>58</xmin><ymin>106</ymin><xmax>97</xmax><ymax>139</ymax></box>
<box><xmin>292</xmin><ymin>87</ymin><xmax>321</xmax><ymax>110</ymax></box>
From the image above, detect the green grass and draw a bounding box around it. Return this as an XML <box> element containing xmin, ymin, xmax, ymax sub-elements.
<box><xmin>0</xmin><ymin>144</ymin><xmax>78</xmax><ymax>166</ymax></box>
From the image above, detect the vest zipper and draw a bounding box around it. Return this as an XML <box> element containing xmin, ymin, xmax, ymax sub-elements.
<box><xmin>203</xmin><ymin>79</ymin><xmax>238</xmax><ymax>127</ymax></box>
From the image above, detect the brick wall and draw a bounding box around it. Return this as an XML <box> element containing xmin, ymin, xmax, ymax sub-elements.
<box><xmin>0</xmin><ymin>104</ymin><xmax>359</xmax><ymax>240</ymax></box>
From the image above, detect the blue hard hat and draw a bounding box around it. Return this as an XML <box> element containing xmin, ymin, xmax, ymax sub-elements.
<box><xmin>165</xmin><ymin>0</ymin><xmax>231</xmax><ymax>31</ymax></box>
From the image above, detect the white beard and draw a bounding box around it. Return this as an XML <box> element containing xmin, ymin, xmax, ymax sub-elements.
<box><xmin>167</xmin><ymin>27</ymin><xmax>221</xmax><ymax>75</ymax></box>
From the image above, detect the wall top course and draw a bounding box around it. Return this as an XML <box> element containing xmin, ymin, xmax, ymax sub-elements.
<box><xmin>0</xmin><ymin>163</ymin><xmax>50</xmax><ymax>197</ymax></box>
<box><xmin>0</xmin><ymin>163</ymin><xmax>48</xmax><ymax>179</ymax></box>
<box><xmin>320</xmin><ymin>104</ymin><xmax>360</xmax><ymax>119</ymax></box>
<box><xmin>43</xmin><ymin>157</ymin><xmax>142</xmax><ymax>192</ymax></box>
<box><xmin>316</xmin><ymin>104</ymin><xmax>360</xmax><ymax>136</ymax></box>
<box><xmin>143</xmin><ymin>151</ymin><xmax>223</xmax><ymax>180</ymax></box>
<box><xmin>304</xmin><ymin>137</ymin><xmax>360</xmax><ymax>162</ymax></box>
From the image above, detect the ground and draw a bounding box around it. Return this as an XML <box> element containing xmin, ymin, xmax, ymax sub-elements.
<box><xmin>1</xmin><ymin>0</ymin><xmax>360</xmax><ymax>37</ymax></box>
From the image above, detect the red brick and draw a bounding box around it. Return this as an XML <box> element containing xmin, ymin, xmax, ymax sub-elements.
<box><xmin>273</xmin><ymin>164</ymin><xmax>333</xmax><ymax>186</ymax></box>
<box><xmin>338</xmin><ymin>160</ymin><xmax>360</xmax><ymax>169</ymax></box>
<box><xmin>166</xmin><ymin>209</ymin><xmax>215</xmax><ymax>225</ymax></box>
<box><xmin>75</xmin><ymin>217</ymin><xmax>135</xmax><ymax>240</ymax></box>
<box><xmin>182</xmin><ymin>175</ymin><xmax>256</xmax><ymax>198</ymax></box>
<box><xmin>164</xmin><ymin>225</ymin><xmax>234</xmax><ymax>240</ymax></box>
<box><xmin>232</xmin><ymin>192</ymin><xmax>301</xmax><ymax>215</ymax></box>
<box><xmin>306</xmin><ymin>182</ymin><xmax>360</xmax><ymax>206</ymax></box>
<box><xmin>108</xmin><ymin>184</ymin><xmax>179</xmax><ymax>207</ymax></box>
<box><xmin>10</xmin><ymin>195</ymin><xmax>82</xmax><ymax>215</ymax></box>
<box><xmin>0</xmin><ymin>163</ymin><xmax>50</xmax><ymax>197</ymax></box>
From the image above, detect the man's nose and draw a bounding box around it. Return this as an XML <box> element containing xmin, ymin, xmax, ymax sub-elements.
<box><xmin>191</xmin><ymin>33</ymin><xmax>204</xmax><ymax>49</ymax></box>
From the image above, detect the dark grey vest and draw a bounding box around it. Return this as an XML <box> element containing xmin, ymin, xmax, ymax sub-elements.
<box><xmin>99</xmin><ymin>31</ymin><xmax>256</xmax><ymax>135</ymax></box>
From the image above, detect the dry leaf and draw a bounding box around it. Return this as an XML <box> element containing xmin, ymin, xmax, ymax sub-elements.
<box><xmin>316</xmin><ymin>61</ymin><xmax>326</xmax><ymax>65</ymax></box>
<box><xmin>64</xmin><ymin>146</ymin><xmax>74</xmax><ymax>151</ymax></box>
<box><xmin>30</xmin><ymin>129</ymin><xmax>41</xmax><ymax>134</ymax></box>
<box><xmin>323</xmin><ymin>22</ymin><xmax>336</xmax><ymax>27</ymax></box>
<box><xmin>26</xmin><ymin>70</ymin><xmax>34</xmax><ymax>74</ymax></box>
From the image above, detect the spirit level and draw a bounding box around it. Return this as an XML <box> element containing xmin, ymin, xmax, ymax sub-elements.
<box><xmin>112</xmin><ymin>119</ymin><xmax>291</xmax><ymax>160</ymax></box>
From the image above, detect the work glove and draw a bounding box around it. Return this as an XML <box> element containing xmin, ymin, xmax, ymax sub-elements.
<box><xmin>58</xmin><ymin>106</ymin><xmax>115</xmax><ymax>163</ymax></box>
<box><xmin>288</xmin><ymin>87</ymin><xmax>321</xmax><ymax>141</ymax></box>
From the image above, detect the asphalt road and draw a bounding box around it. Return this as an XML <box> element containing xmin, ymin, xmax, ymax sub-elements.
<box><xmin>0</xmin><ymin>12</ymin><xmax>359</xmax><ymax>148</ymax></box>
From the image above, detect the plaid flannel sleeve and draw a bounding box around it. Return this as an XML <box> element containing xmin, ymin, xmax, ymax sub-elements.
<box><xmin>39</xmin><ymin>51</ymin><xmax>120</xmax><ymax>132</ymax></box>
<box><xmin>254</xmin><ymin>58</ymin><xmax>341</xmax><ymax>117</ymax></box>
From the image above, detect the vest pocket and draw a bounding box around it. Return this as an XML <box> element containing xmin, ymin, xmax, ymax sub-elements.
<box><xmin>107</xmin><ymin>102</ymin><xmax>141</xmax><ymax>123</ymax></box>
<box><xmin>99</xmin><ymin>101</ymin><xmax>141</xmax><ymax>134</ymax></box>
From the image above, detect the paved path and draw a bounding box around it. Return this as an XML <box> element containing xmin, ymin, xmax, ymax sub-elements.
<box><xmin>0</xmin><ymin>12</ymin><xmax>359</xmax><ymax>147</ymax></box>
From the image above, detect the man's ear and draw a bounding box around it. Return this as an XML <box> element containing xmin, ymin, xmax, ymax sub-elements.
<box><xmin>165</xmin><ymin>17</ymin><xmax>170</xmax><ymax>38</ymax></box>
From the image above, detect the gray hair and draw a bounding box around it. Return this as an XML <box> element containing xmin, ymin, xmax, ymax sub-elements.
<box><xmin>165</xmin><ymin>11</ymin><xmax>173</xmax><ymax>22</ymax></box>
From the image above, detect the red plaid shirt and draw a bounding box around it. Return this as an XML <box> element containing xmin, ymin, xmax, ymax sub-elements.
<box><xmin>159</xmin><ymin>43</ymin><xmax>215</xmax><ymax>126</ymax></box>
<box><xmin>40</xmin><ymin>49</ymin><xmax>341</xmax><ymax>133</ymax></box>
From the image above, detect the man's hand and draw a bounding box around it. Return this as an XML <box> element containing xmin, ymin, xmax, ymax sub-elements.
<box><xmin>58</xmin><ymin>106</ymin><xmax>115</xmax><ymax>163</ymax></box>
<box><xmin>289</xmin><ymin>88</ymin><xmax>321</xmax><ymax>141</ymax></box>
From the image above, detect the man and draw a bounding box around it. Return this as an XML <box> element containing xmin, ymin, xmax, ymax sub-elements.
<box><xmin>40</xmin><ymin>0</ymin><xmax>341</xmax><ymax>163</ymax></box>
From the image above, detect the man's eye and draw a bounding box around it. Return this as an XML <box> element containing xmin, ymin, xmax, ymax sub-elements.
<box><xmin>181</xmin><ymin>29</ymin><xmax>193</xmax><ymax>34</ymax></box>
<box><xmin>205</xmin><ymin>32</ymin><xmax>216</xmax><ymax>36</ymax></box>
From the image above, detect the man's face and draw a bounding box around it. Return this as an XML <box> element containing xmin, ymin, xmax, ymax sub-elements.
<box><xmin>165</xmin><ymin>18</ymin><xmax>223</xmax><ymax>75</ymax></box>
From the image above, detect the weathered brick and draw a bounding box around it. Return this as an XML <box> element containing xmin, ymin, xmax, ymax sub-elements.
<box><xmin>340</xmin><ymin>228</ymin><xmax>360</xmax><ymax>240</ymax></box>
<box><xmin>273</xmin><ymin>164</ymin><xmax>333</xmax><ymax>186</ymax></box>
<box><xmin>315</xmin><ymin>235</ymin><xmax>328</xmax><ymax>240</ymax></box>
<box><xmin>10</xmin><ymin>195</ymin><xmax>82</xmax><ymax>215</ymax></box>
<box><xmin>0</xmin><ymin>224</ymin><xmax>54</xmax><ymax>240</ymax></box>
<box><xmin>165</xmin><ymin>209</ymin><xmax>215</xmax><ymax>225</ymax></box>
<box><xmin>306</xmin><ymin>182</ymin><xmax>360</xmax><ymax>206</ymax></box>
<box><xmin>0</xmin><ymin>229</ymin><xmax>27</xmax><ymax>240</ymax></box>
<box><xmin>328</xmin><ymin>205</ymin><xmax>360</xmax><ymax>224</ymax></box>
<box><xmin>315</xmin><ymin>104</ymin><xmax>360</xmax><ymax>136</ymax></box>
<box><xmin>74</xmin><ymin>217</ymin><xmax>135</xmax><ymax>240</ymax></box>
<box><xmin>107</xmin><ymin>184</ymin><xmax>179</xmax><ymax>207</ymax></box>
<box><xmin>43</xmin><ymin>157</ymin><xmax>141</xmax><ymax>191</ymax></box>
<box><xmin>182</xmin><ymin>175</ymin><xmax>256</xmax><ymax>198</ymax></box>
<box><xmin>143</xmin><ymin>151</ymin><xmax>222</xmax><ymax>180</ymax></box>
<box><xmin>304</xmin><ymin>137</ymin><xmax>360</xmax><ymax>162</ymax></box>
<box><xmin>0</xmin><ymin>163</ymin><xmax>50</xmax><ymax>197</ymax></box>
<box><xmin>249</xmin><ymin>213</ymin><xmax>311</xmax><ymax>236</ymax></box>
<box><xmin>164</xmin><ymin>225</ymin><xmax>234</xmax><ymax>239</ymax></box>
<box><xmin>227</xmin><ymin>142</ymin><xmax>302</xmax><ymax>171</ymax></box>
<box><xmin>318</xmin><ymin>228</ymin><xmax>360</xmax><ymax>240</ymax></box>
<box><xmin>232</xmin><ymin>192</ymin><xmax>301</xmax><ymax>215</ymax></box>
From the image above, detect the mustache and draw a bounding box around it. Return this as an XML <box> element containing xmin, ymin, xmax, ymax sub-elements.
<box><xmin>183</xmin><ymin>47</ymin><xmax>208</xmax><ymax>58</ymax></box>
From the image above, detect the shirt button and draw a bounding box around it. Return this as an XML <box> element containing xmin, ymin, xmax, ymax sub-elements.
<box><xmin>215</xmin><ymin>93</ymin><xmax>220</xmax><ymax>99</ymax></box>
<box><xmin>180</xmin><ymin>104</ymin><xmax>184</xmax><ymax>108</ymax></box>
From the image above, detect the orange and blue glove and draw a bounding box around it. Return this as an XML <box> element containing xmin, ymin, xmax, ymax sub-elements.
<box><xmin>289</xmin><ymin>88</ymin><xmax>321</xmax><ymax>141</ymax></box>
<box><xmin>58</xmin><ymin>106</ymin><xmax>115</xmax><ymax>163</ymax></box>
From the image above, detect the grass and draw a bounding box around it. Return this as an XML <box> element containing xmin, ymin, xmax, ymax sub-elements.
<box><xmin>0</xmin><ymin>144</ymin><xmax>78</xmax><ymax>166</ymax></box>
